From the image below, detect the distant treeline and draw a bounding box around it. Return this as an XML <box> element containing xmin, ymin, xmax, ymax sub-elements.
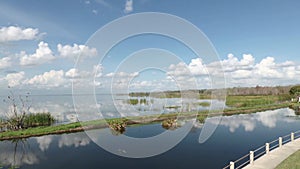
<box><xmin>227</xmin><ymin>85</ymin><xmax>292</xmax><ymax>96</ymax></box>
<box><xmin>129</xmin><ymin>85</ymin><xmax>295</xmax><ymax>98</ymax></box>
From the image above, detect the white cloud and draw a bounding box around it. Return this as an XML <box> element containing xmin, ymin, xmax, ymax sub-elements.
<box><xmin>215</xmin><ymin>54</ymin><xmax>300</xmax><ymax>86</ymax></box>
<box><xmin>26</xmin><ymin>70</ymin><xmax>66</xmax><ymax>88</ymax></box>
<box><xmin>5</xmin><ymin>71</ymin><xmax>25</xmax><ymax>87</ymax></box>
<box><xmin>65</xmin><ymin>68</ymin><xmax>91</xmax><ymax>79</ymax></box>
<box><xmin>188</xmin><ymin>58</ymin><xmax>209</xmax><ymax>76</ymax></box>
<box><xmin>254</xmin><ymin>56</ymin><xmax>282</xmax><ymax>78</ymax></box>
<box><xmin>104</xmin><ymin>71</ymin><xmax>139</xmax><ymax>89</ymax></box>
<box><xmin>36</xmin><ymin>135</ymin><xmax>54</xmax><ymax>152</ymax></box>
<box><xmin>0</xmin><ymin>57</ymin><xmax>12</xmax><ymax>69</ymax></box>
<box><xmin>167</xmin><ymin>62</ymin><xmax>190</xmax><ymax>77</ymax></box>
<box><xmin>93</xmin><ymin>64</ymin><xmax>103</xmax><ymax>78</ymax></box>
<box><xmin>57</xmin><ymin>43</ymin><xmax>97</xmax><ymax>59</ymax></box>
<box><xmin>0</xmin><ymin>26</ymin><xmax>39</xmax><ymax>42</ymax></box>
<box><xmin>124</xmin><ymin>0</ymin><xmax>133</xmax><ymax>13</ymax></box>
<box><xmin>58</xmin><ymin>134</ymin><xmax>91</xmax><ymax>148</ymax></box>
<box><xmin>221</xmin><ymin>53</ymin><xmax>255</xmax><ymax>72</ymax></box>
<box><xmin>19</xmin><ymin>41</ymin><xmax>55</xmax><ymax>66</ymax></box>
<box><xmin>105</xmin><ymin>71</ymin><xmax>138</xmax><ymax>78</ymax></box>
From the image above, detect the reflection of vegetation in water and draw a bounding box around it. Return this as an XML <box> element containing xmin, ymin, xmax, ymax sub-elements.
<box><xmin>4</xmin><ymin>138</ymin><xmax>30</xmax><ymax>169</ymax></box>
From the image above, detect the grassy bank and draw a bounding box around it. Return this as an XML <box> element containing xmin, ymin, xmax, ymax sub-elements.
<box><xmin>0</xmin><ymin>95</ymin><xmax>293</xmax><ymax>141</ymax></box>
<box><xmin>276</xmin><ymin>150</ymin><xmax>300</xmax><ymax>169</ymax></box>
<box><xmin>0</xmin><ymin>112</ymin><xmax>205</xmax><ymax>141</ymax></box>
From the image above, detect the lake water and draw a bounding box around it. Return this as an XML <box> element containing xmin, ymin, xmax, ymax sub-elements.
<box><xmin>0</xmin><ymin>102</ymin><xmax>300</xmax><ymax>168</ymax></box>
<box><xmin>0</xmin><ymin>95</ymin><xmax>225</xmax><ymax>123</ymax></box>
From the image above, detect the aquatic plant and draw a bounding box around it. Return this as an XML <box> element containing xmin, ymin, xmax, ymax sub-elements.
<box><xmin>161</xmin><ymin>119</ymin><xmax>180</xmax><ymax>130</ymax></box>
<box><xmin>107</xmin><ymin>118</ymin><xmax>128</xmax><ymax>135</ymax></box>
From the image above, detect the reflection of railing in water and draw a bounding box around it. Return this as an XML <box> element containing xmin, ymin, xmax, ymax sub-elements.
<box><xmin>223</xmin><ymin>130</ymin><xmax>300</xmax><ymax>169</ymax></box>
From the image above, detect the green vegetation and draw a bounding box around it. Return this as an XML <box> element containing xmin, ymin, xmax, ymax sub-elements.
<box><xmin>0</xmin><ymin>100</ymin><xmax>290</xmax><ymax>141</ymax></box>
<box><xmin>225</xmin><ymin>95</ymin><xmax>291</xmax><ymax>108</ymax></box>
<box><xmin>276</xmin><ymin>150</ymin><xmax>300</xmax><ymax>169</ymax></box>
<box><xmin>126</xmin><ymin>98</ymin><xmax>152</xmax><ymax>105</ymax></box>
<box><xmin>198</xmin><ymin>102</ymin><xmax>211</xmax><ymax>107</ymax></box>
<box><xmin>107</xmin><ymin>118</ymin><xmax>127</xmax><ymax>135</ymax></box>
<box><xmin>127</xmin><ymin>99</ymin><xmax>139</xmax><ymax>105</ymax></box>
<box><xmin>289</xmin><ymin>85</ymin><xmax>300</xmax><ymax>96</ymax></box>
<box><xmin>0</xmin><ymin>85</ymin><xmax>296</xmax><ymax>141</ymax></box>
<box><xmin>164</xmin><ymin>105</ymin><xmax>181</xmax><ymax>109</ymax></box>
<box><xmin>23</xmin><ymin>113</ymin><xmax>55</xmax><ymax>128</ymax></box>
<box><xmin>1</xmin><ymin>113</ymin><xmax>55</xmax><ymax>131</ymax></box>
<box><xmin>161</xmin><ymin>119</ymin><xmax>179</xmax><ymax>130</ymax></box>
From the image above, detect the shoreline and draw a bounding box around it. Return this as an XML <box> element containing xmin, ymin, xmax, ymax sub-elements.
<box><xmin>0</xmin><ymin>102</ymin><xmax>291</xmax><ymax>141</ymax></box>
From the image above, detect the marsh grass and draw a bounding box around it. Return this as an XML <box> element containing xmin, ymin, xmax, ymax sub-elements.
<box><xmin>226</xmin><ymin>95</ymin><xmax>290</xmax><ymax>108</ymax></box>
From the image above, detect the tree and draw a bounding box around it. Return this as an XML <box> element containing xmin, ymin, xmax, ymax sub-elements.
<box><xmin>3</xmin><ymin>87</ymin><xmax>31</xmax><ymax>130</ymax></box>
<box><xmin>289</xmin><ymin>85</ymin><xmax>300</xmax><ymax>96</ymax></box>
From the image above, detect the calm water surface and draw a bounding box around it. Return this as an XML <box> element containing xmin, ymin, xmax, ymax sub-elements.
<box><xmin>0</xmin><ymin>105</ymin><xmax>299</xmax><ymax>168</ymax></box>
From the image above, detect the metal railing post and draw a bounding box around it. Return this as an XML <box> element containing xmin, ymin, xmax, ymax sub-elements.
<box><xmin>291</xmin><ymin>132</ymin><xmax>295</xmax><ymax>142</ymax></box>
<box><xmin>266</xmin><ymin>143</ymin><xmax>270</xmax><ymax>154</ymax></box>
<box><xmin>279</xmin><ymin>137</ymin><xmax>282</xmax><ymax>148</ymax></box>
<box><xmin>250</xmin><ymin>151</ymin><xmax>254</xmax><ymax>165</ymax></box>
<box><xmin>230</xmin><ymin>161</ymin><xmax>235</xmax><ymax>169</ymax></box>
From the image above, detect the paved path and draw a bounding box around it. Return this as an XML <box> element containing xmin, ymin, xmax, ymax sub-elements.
<box><xmin>243</xmin><ymin>138</ymin><xmax>300</xmax><ymax>169</ymax></box>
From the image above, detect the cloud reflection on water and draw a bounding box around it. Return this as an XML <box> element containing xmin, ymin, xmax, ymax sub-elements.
<box><xmin>208</xmin><ymin>108</ymin><xmax>296</xmax><ymax>132</ymax></box>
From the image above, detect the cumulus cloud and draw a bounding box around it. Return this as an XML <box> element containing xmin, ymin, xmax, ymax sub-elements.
<box><xmin>255</xmin><ymin>56</ymin><xmax>282</xmax><ymax>78</ymax></box>
<box><xmin>65</xmin><ymin>68</ymin><xmax>88</xmax><ymax>79</ymax></box>
<box><xmin>167</xmin><ymin>58</ymin><xmax>209</xmax><ymax>78</ymax></box>
<box><xmin>57</xmin><ymin>43</ymin><xmax>97</xmax><ymax>59</ymax></box>
<box><xmin>212</xmin><ymin>54</ymin><xmax>300</xmax><ymax>86</ymax></box>
<box><xmin>26</xmin><ymin>70</ymin><xmax>66</xmax><ymax>88</ymax></box>
<box><xmin>5</xmin><ymin>71</ymin><xmax>25</xmax><ymax>87</ymax></box>
<box><xmin>124</xmin><ymin>0</ymin><xmax>133</xmax><ymax>13</ymax></box>
<box><xmin>19</xmin><ymin>41</ymin><xmax>55</xmax><ymax>66</ymax></box>
<box><xmin>0</xmin><ymin>26</ymin><xmax>40</xmax><ymax>42</ymax></box>
<box><xmin>221</xmin><ymin>53</ymin><xmax>255</xmax><ymax>72</ymax></box>
<box><xmin>0</xmin><ymin>57</ymin><xmax>12</xmax><ymax>69</ymax></box>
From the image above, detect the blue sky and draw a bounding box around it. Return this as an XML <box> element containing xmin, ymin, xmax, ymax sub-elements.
<box><xmin>0</xmin><ymin>0</ymin><xmax>300</xmax><ymax>94</ymax></box>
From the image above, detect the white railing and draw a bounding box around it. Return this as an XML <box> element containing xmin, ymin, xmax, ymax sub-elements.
<box><xmin>223</xmin><ymin>130</ymin><xmax>300</xmax><ymax>169</ymax></box>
